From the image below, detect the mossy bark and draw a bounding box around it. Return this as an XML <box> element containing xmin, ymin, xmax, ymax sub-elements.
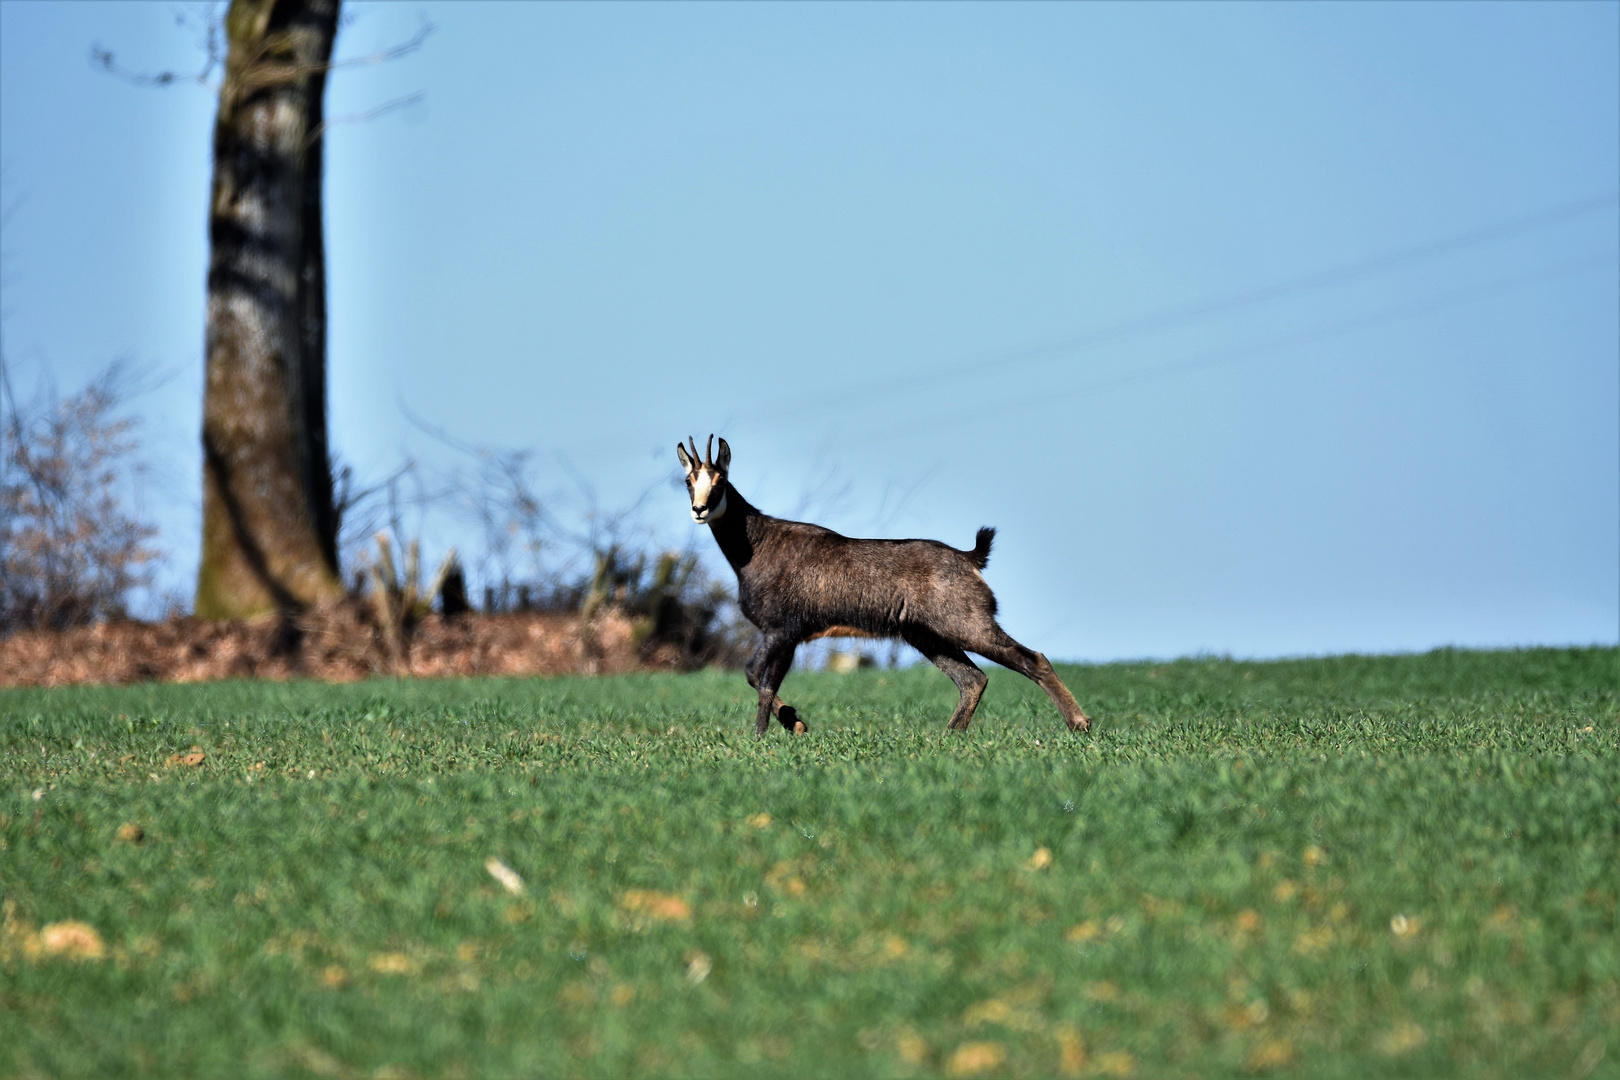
<box><xmin>196</xmin><ymin>0</ymin><xmax>343</xmax><ymax>619</ymax></box>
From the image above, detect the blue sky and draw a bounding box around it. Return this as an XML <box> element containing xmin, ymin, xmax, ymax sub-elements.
<box><xmin>2</xmin><ymin>1</ymin><xmax>1616</xmax><ymax>661</ymax></box>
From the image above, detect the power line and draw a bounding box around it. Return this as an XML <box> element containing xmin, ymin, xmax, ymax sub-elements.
<box><xmin>413</xmin><ymin>191</ymin><xmax>1620</xmax><ymax>472</ymax></box>
<box><xmin>761</xmin><ymin>190</ymin><xmax>1620</xmax><ymax>420</ymax></box>
<box><xmin>839</xmin><ymin>249</ymin><xmax>1620</xmax><ymax>447</ymax></box>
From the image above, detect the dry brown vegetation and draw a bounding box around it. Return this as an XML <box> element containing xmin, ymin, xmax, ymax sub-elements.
<box><xmin>0</xmin><ymin>606</ymin><xmax>677</xmax><ymax>688</ymax></box>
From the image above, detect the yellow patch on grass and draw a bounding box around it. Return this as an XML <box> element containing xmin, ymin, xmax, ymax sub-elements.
<box><xmin>1055</xmin><ymin>1023</ymin><xmax>1086</xmax><ymax>1077</ymax></box>
<box><xmin>40</xmin><ymin>921</ymin><xmax>106</xmax><ymax>961</ymax></box>
<box><xmin>1378</xmin><ymin>1021</ymin><xmax>1427</xmax><ymax>1056</ymax></box>
<box><xmin>1093</xmin><ymin>1049</ymin><xmax>1138</xmax><ymax>1077</ymax></box>
<box><xmin>367</xmin><ymin>952</ymin><xmax>415</xmax><ymax>975</ymax></box>
<box><xmin>1246</xmin><ymin>1037</ymin><xmax>1295</xmax><ymax>1071</ymax></box>
<box><xmin>619</xmin><ymin>890</ymin><xmax>692</xmax><ymax>922</ymax></box>
<box><xmin>945</xmin><ymin>1041</ymin><xmax>1006</xmax><ymax>1076</ymax></box>
<box><xmin>896</xmin><ymin>1028</ymin><xmax>930</xmax><ymax>1065</ymax></box>
<box><xmin>1084</xmin><ymin>980</ymin><xmax>1121</xmax><ymax>1003</ymax></box>
<box><xmin>1066</xmin><ymin>920</ymin><xmax>1100</xmax><ymax>943</ymax></box>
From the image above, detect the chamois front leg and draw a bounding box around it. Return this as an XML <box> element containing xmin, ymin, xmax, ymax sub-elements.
<box><xmin>745</xmin><ymin>638</ymin><xmax>808</xmax><ymax>734</ymax></box>
<box><xmin>751</xmin><ymin>636</ymin><xmax>800</xmax><ymax>738</ymax></box>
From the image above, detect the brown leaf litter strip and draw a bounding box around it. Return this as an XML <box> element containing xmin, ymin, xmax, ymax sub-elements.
<box><xmin>0</xmin><ymin>607</ymin><xmax>674</xmax><ymax>688</ymax></box>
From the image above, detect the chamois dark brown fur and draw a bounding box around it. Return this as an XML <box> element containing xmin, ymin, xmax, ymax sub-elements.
<box><xmin>677</xmin><ymin>436</ymin><xmax>1091</xmax><ymax>737</ymax></box>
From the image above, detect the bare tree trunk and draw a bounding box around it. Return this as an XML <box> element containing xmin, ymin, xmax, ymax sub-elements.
<box><xmin>196</xmin><ymin>0</ymin><xmax>343</xmax><ymax>618</ymax></box>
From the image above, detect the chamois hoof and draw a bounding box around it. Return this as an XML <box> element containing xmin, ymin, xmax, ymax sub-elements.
<box><xmin>778</xmin><ymin>706</ymin><xmax>808</xmax><ymax>734</ymax></box>
<box><xmin>1067</xmin><ymin>714</ymin><xmax>1092</xmax><ymax>733</ymax></box>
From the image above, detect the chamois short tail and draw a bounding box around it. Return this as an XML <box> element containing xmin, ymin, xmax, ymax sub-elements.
<box><xmin>968</xmin><ymin>526</ymin><xmax>995</xmax><ymax>570</ymax></box>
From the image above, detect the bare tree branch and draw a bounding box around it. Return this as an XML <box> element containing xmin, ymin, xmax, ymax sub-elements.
<box><xmin>90</xmin><ymin>2</ymin><xmax>224</xmax><ymax>88</ymax></box>
<box><xmin>304</xmin><ymin>90</ymin><xmax>424</xmax><ymax>148</ymax></box>
<box><xmin>325</xmin><ymin>19</ymin><xmax>433</xmax><ymax>72</ymax></box>
<box><xmin>91</xmin><ymin>8</ymin><xmax>432</xmax><ymax>103</ymax></box>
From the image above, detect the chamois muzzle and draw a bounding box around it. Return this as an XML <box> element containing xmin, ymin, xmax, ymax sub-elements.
<box><xmin>691</xmin><ymin>489</ymin><xmax>727</xmax><ymax>524</ymax></box>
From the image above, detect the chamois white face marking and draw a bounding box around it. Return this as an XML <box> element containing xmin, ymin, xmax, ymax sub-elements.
<box><xmin>688</xmin><ymin>468</ymin><xmax>727</xmax><ymax>524</ymax></box>
<box><xmin>678</xmin><ymin>435</ymin><xmax>730</xmax><ymax>524</ymax></box>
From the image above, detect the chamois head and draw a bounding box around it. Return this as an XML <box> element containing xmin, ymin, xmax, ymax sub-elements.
<box><xmin>676</xmin><ymin>435</ymin><xmax>731</xmax><ymax>524</ymax></box>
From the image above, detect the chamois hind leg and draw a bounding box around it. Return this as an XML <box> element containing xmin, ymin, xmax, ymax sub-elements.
<box><xmin>745</xmin><ymin>639</ymin><xmax>808</xmax><ymax>734</ymax></box>
<box><xmin>750</xmin><ymin>636</ymin><xmax>802</xmax><ymax>738</ymax></box>
<box><xmin>963</xmin><ymin>624</ymin><xmax>1091</xmax><ymax>732</ymax></box>
<box><xmin>908</xmin><ymin>630</ymin><xmax>989</xmax><ymax>731</ymax></box>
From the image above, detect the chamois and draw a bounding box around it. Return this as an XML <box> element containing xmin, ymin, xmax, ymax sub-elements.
<box><xmin>677</xmin><ymin>435</ymin><xmax>1091</xmax><ymax>737</ymax></box>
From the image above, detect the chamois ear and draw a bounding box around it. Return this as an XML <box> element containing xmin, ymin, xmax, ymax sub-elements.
<box><xmin>715</xmin><ymin>437</ymin><xmax>731</xmax><ymax>473</ymax></box>
<box><xmin>676</xmin><ymin>441</ymin><xmax>693</xmax><ymax>473</ymax></box>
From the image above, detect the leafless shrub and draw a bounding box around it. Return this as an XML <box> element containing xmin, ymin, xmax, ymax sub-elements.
<box><xmin>580</xmin><ymin>544</ymin><xmax>755</xmax><ymax>668</ymax></box>
<box><xmin>462</xmin><ymin>445</ymin><xmax>557</xmax><ymax>597</ymax></box>
<box><xmin>333</xmin><ymin>457</ymin><xmax>425</xmax><ymax>591</ymax></box>
<box><xmin>331</xmin><ymin>416</ymin><xmax>757</xmax><ymax>668</ymax></box>
<box><xmin>0</xmin><ymin>362</ymin><xmax>162</xmax><ymax>633</ymax></box>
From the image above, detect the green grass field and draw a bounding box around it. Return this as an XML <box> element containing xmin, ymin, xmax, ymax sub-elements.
<box><xmin>2</xmin><ymin>647</ymin><xmax>1617</xmax><ymax>1079</ymax></box>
